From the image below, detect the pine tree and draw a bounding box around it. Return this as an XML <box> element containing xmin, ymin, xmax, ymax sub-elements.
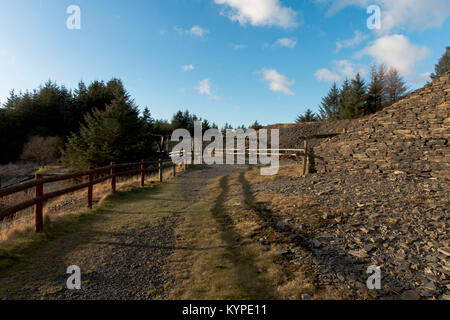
<box><xmin>63</xmin><ymin>98</ymin><xmax>146</xmax><ymax>170</ymax></box>
<box><xmin>202</xmin><ymin>119</ymin><xmax>211</xmax><ymax>132</ymax></box>
<box><xmin>431</xmin><ymin>46</ymin><xmax>450</xmax><ymax>80</ymax></box>
<box><xmin>350</xmin><ymin>73</ymin><xmax>368</xmax><ymax>117</ymax></box>
<box><xmin>338</xmin><ymin>79</ymin><xmax>354</xmax><ymax>119</ymax></box>
<box><xmin>249</xmin><ymin>121</ymin><xmax>263</xmax><ymax>131</ymax></box>
<box><xmin>296</xmin><ymin>109</ymin><xmax>318</xmax><ymax>123</ymax></box>
<box><xmin>221</xmin><ymin>122</ymin><xmax>233</xmax><ymax>134</ymax></box>
<box><xmin>385</xmin><ymin>67</ymin><xmax>409</xmax><ymax>103</ymax></box>
<box><xmin>318</xmin><ymin>82</ymin><xmax>340</xmax><ymax>120</ymax></box>
<box><xmin>366</xmin><ymin>64</ymin><xmax>386</xmax><ymax>113</ymax></box>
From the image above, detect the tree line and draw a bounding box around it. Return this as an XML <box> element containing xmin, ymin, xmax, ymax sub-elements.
<box><xmin>0</xmin><ymin>79</ymin><xmax>262</xmax><ymax>169</ymax></box>
<box><xmin>296</xmin><ymin>46</ymin><xmax>450</xmax><ymax>123</ymax></box>
<box><xmin>297</xmin><ymin>64</ymin><xmax>409</xmax><ymax>123</ymax></box>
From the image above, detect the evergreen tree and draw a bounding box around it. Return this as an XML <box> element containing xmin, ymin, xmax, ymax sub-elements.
<box><xmin>221</xmin><ymin>122</ymin><xmax>233</xmax><ymax>134</ymax></box>
<box><xmin>431</xmin><ymin>46</ymin><xmax>450</xmax><ymax>80</ymax></box>
<box><xmin>141</xmin><ymin>107</ymin><xmax>153</xmax><ymax>127</ymax></box>
<box><xmin>171</xmin><ymin>110</ymin><xmax>199</xmax><ymax>134</ymax></box>
<box><xmin>366</xmin><ymin>64</ymin><xmax>386</xmax><ymax>113</ymax></box>
<box><xmin>140</xmin><ymin>107</ymin><xmax>154</xmax><ymax>150</ymax></box>
<box><xmin>74</xmin><ymin>79</ymin><xmax>130</xmax><ymax>123</ymax></box>
<box><xmin>63</xmin><ymin>98</ymin><xmax>147</xmax><ymax>170</ymax></box>
<box><xmin>318</xmin><ymin>82</ymin><xmax>340</xmax><ymax>120</ymax></box>
<box><xmin>350</xmin><ymin>73</ymin><xmax>368</xmax><ymax>117</ymax></box>
<box><xmin>202</xmin><ymin>119</ymin><xmax>211</xmax><ymax>132</ymax></box>
<box><xmin>296</xmin><ymin>109</ymin><xmax>318</xmax><ymax>123</ymax></box>
<box><xmin>338</xmin><ymin>79</ymin><xmax>354</xmax><ymax>119</ymax></box>
<box><xmin>249</xmin><ymin>121</ymin><xmax>263</xmax><ymax>131</ymax></box>
<box><xmin>152</xmin><ymin>119</ymin><xmax>173</xmax><ymax>136</ymax></box>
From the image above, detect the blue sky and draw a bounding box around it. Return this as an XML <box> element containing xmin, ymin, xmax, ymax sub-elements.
<box><xmin>0</xmin><ymin>0</ymin><xmax>449</xmax><ymax>127</ymax></box>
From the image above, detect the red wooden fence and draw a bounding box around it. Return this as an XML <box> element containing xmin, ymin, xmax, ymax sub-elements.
<box><xmin>0</xmin><ymin>159</ymin><xmax>178</xmax><ymax>233</ymax></box>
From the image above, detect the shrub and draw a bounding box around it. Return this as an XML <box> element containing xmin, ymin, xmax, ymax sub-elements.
<box><xmin>20</xmin><ymin>136</ymin><xmax>63</xmax><ymax>164</ymax></box>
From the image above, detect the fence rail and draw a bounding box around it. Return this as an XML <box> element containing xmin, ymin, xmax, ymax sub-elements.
<box><xmin>0</xmin><ymin>159</ymin><xmax>179</xmax><ymax>232</ymax></box>
<box><xmin>169</xmin><ymin>146</ymin><xmax>310</xmax><ymax>176</ymax></box>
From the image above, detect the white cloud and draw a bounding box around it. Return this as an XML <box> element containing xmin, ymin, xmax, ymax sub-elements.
<box><xmin>196</xmin><ymin>79</ymin><xmax>220</xmax><ymax>100</ymax></box>
<box><xmin>314</xmin><ymin>69</ymin><xmax>342</xmax><ymax>82</ymax></box>
<box><xmin>264</xmin><ymin>38</ymin><xmax>297</xmax><ymax>49</ymax></box>
<box><xmin>314</xmin><ymin>60</ymin><xmax>366</xmax><ymax>83</ymax></box>
<box><xmin>231</xmin><ymin>43</ymin><xmax>246</xmax><ymax>50</ymax></box>
<box><xmin>173</xmin><ymin>26</ymin><xmax>184</xmax><ymax>35</ymax></box>
<box><xmin>174</xmin><ymin>25</ymin><xmax>209</xmax><ymax>38</ymax></box>
<box><xmin>183</xmin><ymin>64</ymin><xmax>194</xmax><ymax>72</ymax></box>
<box><xmin>315</xmin><ymin>0</ymin><xmax>450</xmax><ymax>33</ymax></box>
<box><xmin>336</xmin><ymin>31</ymin><xmax>368</xmax><ymax>52</ymax></box>
<box><xmin>275</xmin><ymin>38</ymin><xmax>297</xmax><ymax>48</ymax></box>
<box><xmin>214</xmin><ymin>0</ymin><xmax>299</xmax><ymax>28</ymax></box>
<box><xmin>196</xmin><ymin>78</ymin><xmax>212</xmax><ymax>95</ymax></box>
<box><xmin>333</xmin><ymin>59</ymin><xmax>366</xmax><ymax>79</ymax></box>
<box><xmin>261</xmin><ymin>69</ymin><xmax>295</xmax><ymax>95</ymax></box>
<box><xmin>356</xmin><ymin>34</ymin><xmax>430</xmax><ymax>76</ymax></box>
<box><xmin>189</xmin><ymin>25</ymin><xmax>208</xmax><ymax>37</ymax></box>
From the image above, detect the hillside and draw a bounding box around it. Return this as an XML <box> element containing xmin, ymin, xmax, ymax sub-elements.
<box><xmin>314</xmin><ymin>72</ymin><xmax>449</xmax><ymax>179</ymax></box>
<box><xmin>273</xmin><ymin>72</ymin><xmax>449</xmax><ymax>180</ymax></box>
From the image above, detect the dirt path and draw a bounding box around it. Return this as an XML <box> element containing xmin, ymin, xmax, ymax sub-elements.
<box><xmin>0</xmin><ymin>166</ymin><xmax>250</xmax><ymax>300</ymax></box>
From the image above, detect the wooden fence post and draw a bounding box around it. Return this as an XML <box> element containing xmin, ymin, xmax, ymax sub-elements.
<box><xmin>302</xmin><ymin>139</ymin><xmax>309</xmax><ymax>176</ymax></box>
<box><xmin>191</xmin><ymin>139</ymin><xmax>194</xmax><ymax>167</ymax></box>
<box><xmin>181</xmin><ymin>150</ymin><xmax>186</xmax><ymax>171</ymax></box>
<box><xmin>34</xmin><ymin>174</ymin><xmax>44</xmax><ymax>233</ymax></box>
<box><xmin>88</xmin><ymin>167</ymin><xmax>93</xmax><ymax>209</ymax></box>
<box><xmin>158</xmin><ymin>159</ymin><xmax>163</xmax><ymax>182</ymax></box>
<box><xmin>165</xmin><ymin>136</ymin><xmax>170</xmax><ymax>153</ymax></box>
<box><xmin>140</xmin><ymin>160</ymin><xmax>145</xmax><ymax>187</ymax></box>
<box><xmin>110</xmin><ymin>162</ymin><xmax>116</xmax><ymax>193</ymax></box>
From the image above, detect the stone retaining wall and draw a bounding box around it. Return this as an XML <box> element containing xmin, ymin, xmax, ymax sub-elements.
<box><xmin>313</xmin><ymin>72</ymin><xmax>450</xmax><ymax>179</ymax></box>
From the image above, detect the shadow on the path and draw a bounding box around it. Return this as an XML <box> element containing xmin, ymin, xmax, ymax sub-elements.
<box><xmin>210</xmin><ymin>175</ymin><xmax>276</xmax><ymax>299</ymax></box>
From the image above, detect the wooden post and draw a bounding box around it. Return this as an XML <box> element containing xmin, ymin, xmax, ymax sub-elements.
<box><xmin>181</xmin><ymin>150</ymin><xmax>186</xmax><ymax>171</ymax></box>
<box><xmin>88</xmin><ymin>168</ymin><xmax>93</xmax><ymax>209</ymax></box>
<box><xmin>165</xmin><ymin>136</ymin><xmax>170</xmax><ymax>153</ymax></box>
<box><xmin>34</xmin><ymin>174</ymin><xmax>44</xmax><ymax>233</ymax></box>
<box><xmin>302</xmin><ymin>139</ymin><xmax>309</xmax><ymax>176</ymax></box>
<box><xmin>158</xmin><ymin>159</ymin><xmax>163</xmax><ymax>182</ymax></box>
<box><xmin>140</xmin><ymin>160</ymin><xmax>145</xmax><ymax>187</ymax></box>
<box><xmin>160</xmin><ymin>136</ymin><xmax>164</xmax><ymax>153</ymax></box>
<box><xmin>191</xmin><ymin>139</ymin><xmax>194</xmax><ymax>167</ymax></box>
<box><xmin>110</xmin><ymin>162</ymin><xmax>116</xmax><ymax>193</ymax></box>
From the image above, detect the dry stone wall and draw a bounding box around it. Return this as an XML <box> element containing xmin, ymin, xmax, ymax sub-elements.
<box><xmin>313</xmin><ymin>72</ymin><xmax>450</xmax><ymax>180</ymax></box>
